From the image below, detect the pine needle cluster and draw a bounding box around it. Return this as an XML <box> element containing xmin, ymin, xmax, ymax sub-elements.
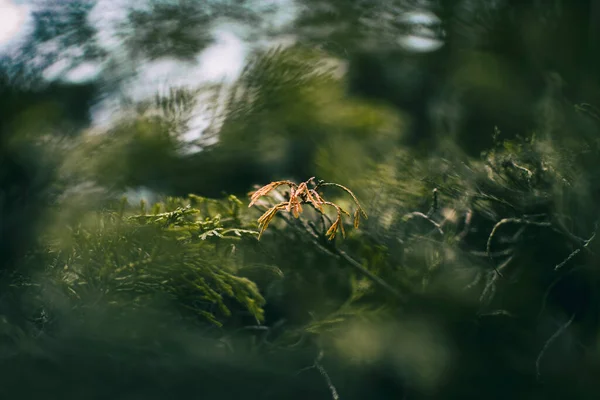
<box><xmin>43</xmin><ymin>196</ymin><xmax>265</xmax><ymax>328</ymax></box>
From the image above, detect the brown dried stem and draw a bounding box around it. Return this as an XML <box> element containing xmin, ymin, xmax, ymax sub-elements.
<box><xmin>249</xmin><ymin>177</ymin><xmax>367</xmax><ymax>240</ymax></box>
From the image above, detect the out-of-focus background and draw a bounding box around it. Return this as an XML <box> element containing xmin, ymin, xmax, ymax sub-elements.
<box><xmin>1</xmin><ymin>0</ymin><xmax>600</xmax><ymax>398</ymax></box>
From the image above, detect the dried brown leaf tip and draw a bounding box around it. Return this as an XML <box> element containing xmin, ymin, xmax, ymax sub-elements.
<box><xmin>248</xmin><ymin>177</ymin><xmax>367</xmax><ymax>240</ymax></box>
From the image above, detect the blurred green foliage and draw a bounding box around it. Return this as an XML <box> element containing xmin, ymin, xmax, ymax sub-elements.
<box><xmin>2</xmin><ymin>1</ymin><xmax>600</xmax><ymax>399</ymax></box>
<box><xmin>40</xmin><ymin>195</ymin><xmax>265</xmax><ymax>328</ymax></box>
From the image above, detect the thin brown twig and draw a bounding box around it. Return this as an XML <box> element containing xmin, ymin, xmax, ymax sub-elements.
<box><xmin>486</xmin><ymin>218</ymin><xmax>552</xmax><ymax>276</ymax></box>
<box><xmin>280</xmin><ymin>212</ymin><xmax>405</xmax><ymax>300</ymax></box>
<box><xmin>401</xmin><ymin>211</ymin><xmax>444</xmax><ymax>237</ymax></box>
<box><xmin>295</xmin><ymin>351</ymin><xmax>340</xmax><ymax>400</ymax></box>
<box><xmin>536</xmin><ymin>313</ymin><xmax>575</xmax><ymax>380</ymax></box>
<box><xmin>537</xmin><ymin>265</ymin><xmax>586</xmax><ymax>321</ymax></box>
<box><xmin>554</xmin><ymin>219</ymin><xmax>598</xmax><ymax>270</ymax></box>
<box><xmin>551</xmin><ymin>214</ymin><xmax>596</xmax><ymax>257</ymax></box>
<box><xmin>479</xmin><ymin>255</ymin><xmax>514</xmax><ymax>305</ymax></box>
<box><xmin>249</xmin><ymin>178</ymin><xmax>366</xmax><ymax>241</ymax></box>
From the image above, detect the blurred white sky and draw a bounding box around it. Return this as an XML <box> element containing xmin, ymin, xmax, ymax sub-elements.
<box><xmin>0</xmin><ymin>0</ymin><xmax>443</xmax><ymax>142</ymax></box>
<box><xmin>0</xmin><ymin>0</ymin><xmax>31</xmax><ymax>50</ymax></box>
<box><xmin>85</xmin><ymin>0</ymin><xmax>296</xmax><ymax>134</ymax></box>
<box><xmin>0</xmin><ymin>0</ymin><xmax>296</xmax><ymax>85</ymax></box>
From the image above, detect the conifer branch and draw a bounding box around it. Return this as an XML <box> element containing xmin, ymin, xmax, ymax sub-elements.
<box><xmin>280</xmin><ymin>211</ymin><xmax>404</xmax><ymax>300</ymax></box>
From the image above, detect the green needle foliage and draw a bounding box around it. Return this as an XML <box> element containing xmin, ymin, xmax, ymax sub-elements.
<box><xmin>3</xmin><ymin>4</ymin><xmax>600</xmax><ymax>398</ymax></box>
<box><xmin>41</xmin><ymin>195</ymin><xmax>265</xmax><ymax>328</ymax></box>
